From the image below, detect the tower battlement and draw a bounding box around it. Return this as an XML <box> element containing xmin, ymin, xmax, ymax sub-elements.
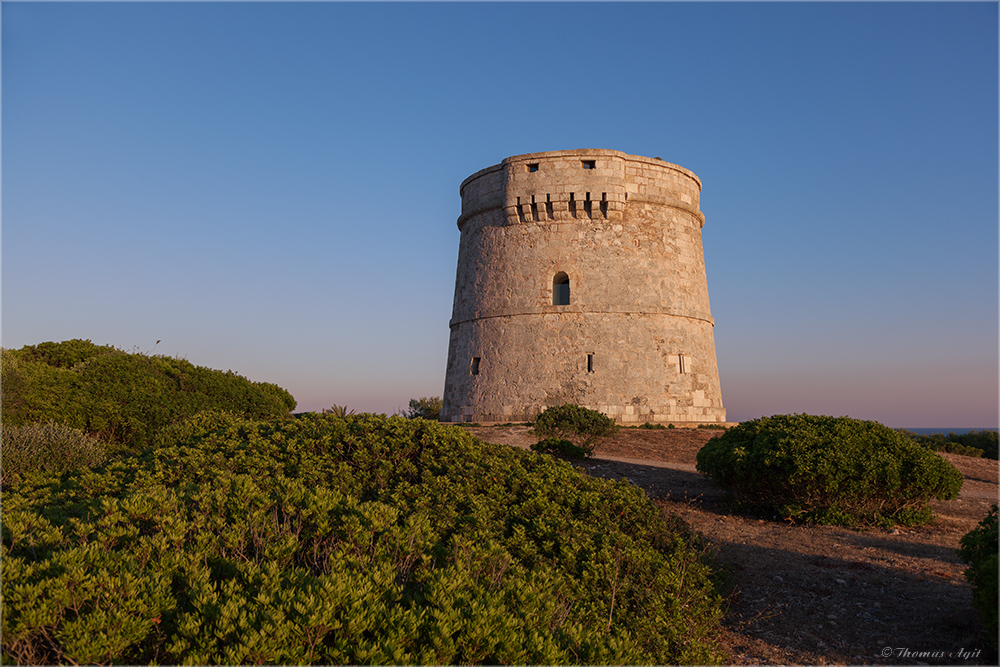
<box><xmin>458</xmin><ymin>149</ymin><xmax>703</xmax><ymax>229</ymax></box>
<box><xmin>442</xmin><ymin>150</ymin><xmax>725</xmax><ymax>425</ymax></box>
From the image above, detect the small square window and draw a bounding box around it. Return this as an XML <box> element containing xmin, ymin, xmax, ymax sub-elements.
<box><xmin>527</xmin><ymin>163</ymin><xmax>539</xmax><ymax>173</ymax></box>
<box><xmin>582</xmin><ymin>160</ymin><xmax>596</xmax><ymax>169</ymax></box>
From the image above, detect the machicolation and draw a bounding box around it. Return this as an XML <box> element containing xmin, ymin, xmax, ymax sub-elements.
<box><xmin>441</xmin><ymin>149</ymin><xmax>725</xmax><ymax>425</ymax></box>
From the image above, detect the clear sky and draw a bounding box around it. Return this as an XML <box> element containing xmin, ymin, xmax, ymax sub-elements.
<box><xmin>3</xmin><ymin>2</ymin><xmax>997</xmax><ymax>428</ymax></box>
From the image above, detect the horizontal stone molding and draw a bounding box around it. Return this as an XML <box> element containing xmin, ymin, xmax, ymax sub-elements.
<box><xmin>456</xmin><ymin>191</ymin><xmax>704</xmax><ymax>230</ymax></box>
<box><xmin>627</xmin><ymin>192</ymin><xmax>706</xmax><ymax>227</ymax></box>
<box><xmin>449</xmin><ymin>306</ymin><xmax>714</xmax><ymax>328</ymax></box>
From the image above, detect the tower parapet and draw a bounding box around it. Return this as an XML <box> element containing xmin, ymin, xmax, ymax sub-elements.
<box><xmin>442</xmin><ymin>149</ymin><xmax>725</xmax><ymax>424</ymax></box>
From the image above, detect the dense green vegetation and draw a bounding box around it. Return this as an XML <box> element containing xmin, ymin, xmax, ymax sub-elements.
<box><xmin>11</xmin><ymin>341</ymin><xmax>984</xmax><ymax>662</ymax></box>
<box><xmin>959</xmin><ymin>505</ymin><xmax>999</xmax><ymax>648</ymax></box>
<box><xmin>2</xmin><ymin>339</ymin><xmax>296</xmax><ymax>453</ymax></box>
<box><xmin>696</xmin><ymin>414</ymin><xmax>964</xmax><ymax>527</ymax></box>
<box><xmin>3</xmin><ymin>412</ymin><xmax>726</xmax><ymax>664</ymax></box>
<box><xmin>533</xmin><ymin>404</ymin><xmax>619</xmax><ymax>456</ymax></box>
<box><xmin>405</xmin><ymin>396</ymin><xmax>442</xmax><ymax>421</ymax></box>
<box><xmin>900</xmin><ymin>429</ymin><xmax>998</xmax><ymax>460</ymax></box>
<box><xmin>1</xmin><ymin>421</ymin><xmax>108</xmax><ymax>486</ymax></box>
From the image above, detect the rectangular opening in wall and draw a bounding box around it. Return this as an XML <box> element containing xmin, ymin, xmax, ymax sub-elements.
<box><xmin>678</xmin><ymin>354</ymin><xmax>686</xmax><ymax>374</ymax></box>
<box><xmin>582</xmin><ymin>160</ymin><xmax>595</xmax><ymax>169</ymax></box>
<box><xmin>527</xmin><ymin>163</ymin><xmax>539</xmax><ymax>173</ymax></box>
<box><xmin>471</xmin><ymin>357</ymin><xmax>481</xmax><ymax>375</ymax></box>
<box><xmin>587</xmin><ymin>354</ymin><xmax>594</xmax><ymax>373</ymax></box>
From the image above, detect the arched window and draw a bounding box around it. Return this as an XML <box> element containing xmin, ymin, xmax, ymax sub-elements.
<box><xmin>553</xmin><ymin>272</ymin><xmax>570</xmax><ymax>306</ymax></box>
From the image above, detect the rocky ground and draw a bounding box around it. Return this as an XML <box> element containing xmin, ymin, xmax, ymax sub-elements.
<box><xmin>461</xmin><ymin>425</ymin><xmax>998</xmax><ymax>665</ymax></box>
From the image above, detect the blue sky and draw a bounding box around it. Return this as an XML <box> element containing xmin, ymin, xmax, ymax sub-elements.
<box><xmin>3</xmin><ymin>2</ymin><xmax>997</xmax><ymax>427</ymax></box>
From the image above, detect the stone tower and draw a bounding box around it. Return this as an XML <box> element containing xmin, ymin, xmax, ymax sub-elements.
<box><xmin>441</xmin><ymin>149</ymin><xmax>725</xmax><ymax>424</ymax></box>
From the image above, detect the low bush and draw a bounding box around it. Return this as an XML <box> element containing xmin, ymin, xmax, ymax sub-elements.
<box><xmin>696</xmin><ymin>414</ymin><xmax>964</xmax><ymax>526</ymax></box>
<box><xmin>2</xmin><ymin>413</ymin><xmax>725</xmax><ymax>665</ymax></box>
<box><xmin>2</xmin><ymin>340</ymin><xmax>296</xmax><ymax>453</ymax></box>
<box><xmin>959</xmin><ymin>505</ymin><xmax>998</xmax><ymax>647</ymax></box>
<box><xmin>533</xmin><ymin>404</ymin><xmax>618</xmax><ymax>456</ymax></box>
<box><xmin>959</xmin><ymin>429</ymin><xmax>999</xmax><ymax>459</ymax></box>
<box><xmin>531</xmin><ymin>437</ymin><xmax>589</xmax><ymax>459</ymax></box>
<box><xmin>901</xmin><ymin>429</ymin><xmax>998</xmax><ymax>460</ymax></box>
<box><xmin>1</xmin><ymin>421</ymin><xmax>107</xmax><ymax>486</ymax></box>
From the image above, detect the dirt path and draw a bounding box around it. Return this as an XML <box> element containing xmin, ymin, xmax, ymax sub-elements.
<box><xmin>461</xmin><ymin>425</ymin><xmax>998</xmax><ymax>665</ymax></box>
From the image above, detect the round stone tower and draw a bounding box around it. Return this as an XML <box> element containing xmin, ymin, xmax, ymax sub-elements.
<box><xmin>441</xmin><ymin>149</ymin><xmax>725</xmax><ymax>424</ymax></box>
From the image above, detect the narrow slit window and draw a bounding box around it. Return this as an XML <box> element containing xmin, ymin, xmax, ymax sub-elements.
<box><xmin>582</xmin><ymin>160</ymin><xmax>596</xmax><ymax>169</ymax></box>
<box><xmin>678</xmin><ymin>354</ymin><xmax>686</xmax><ymax>374</ymax></box>
<box><xmin>587</xmin><ymin>354</ymin><xmax>594</xmax><ymax>373</ymax></box>
<box><xmin>553</xmin><ymin>272</ymin><xmax>570</xmax><ymax>306</ymax></box>
<box><xmin>471</xmin><ymin>357</ymin><xmax>481</xmax><ymax>375</ymax></box>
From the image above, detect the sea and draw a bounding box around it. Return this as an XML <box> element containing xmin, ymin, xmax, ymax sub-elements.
<box><xmin>901</xmin><ymin>427</ymin><xmax>998</xmax><ymax>436</ymax></box>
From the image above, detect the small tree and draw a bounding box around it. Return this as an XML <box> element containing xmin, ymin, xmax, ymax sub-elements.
<box><xmin>533</xmin><ymin>404</ymin><xmax>618</xmax><ymax>457</ymax></box>
<box><xmin>406</xmin><ymin>396</ymin><xmax>442</xmax><ymax>421</ymax></box>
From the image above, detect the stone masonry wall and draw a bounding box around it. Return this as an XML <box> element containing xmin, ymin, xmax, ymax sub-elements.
<box><xmin>442</xmin><ymin>149</ymin><xmax>725</xmax><ymax>424</ymax></box>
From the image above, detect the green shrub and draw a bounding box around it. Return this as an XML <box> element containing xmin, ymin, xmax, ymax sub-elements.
<box><xmin>1</xmin><ymin>421</ymin><xmax>107</xmax><ymax>486</ymax></box>
<box><xmin>959</xmin><ymin>505</ymin><xmax>998</xmax><ymax>647</ymax></box>
<box><xmin>2</xmin><ymin>340</ymin><xmax>296</xmax><ymax>452</ymax></box>
<box><xmin>18</xmin><ymin>338</ymin><xmax>118</xmax><ymax>369</ymax></box>
<box><xmin>533</xmin><ymin>404</ymin><xmax>618</xmax><ymax>456</ymax></box>
<box><xmin>405</xmin><ymin>396</ymin><xmax>442</xmax><ymax>421</ymax></box>
<box><xmin>696</xmin><ymin>414</ymin><xmax>964</xmax><ymax>526</ymax></box>
<box><xmin>531</xmin><ymin>437</ymin><xmax>589</xmax><ymax>459</ymax></box>
<box><xmin>900</xmin><ymin>429</ymin><xmax>998</xmax><ymax>460</ymax></box>
<box><xmin>2</xmin><ymin>413</ymin><xmax>725</xmax><ymax>665</ymax></box>
<box><xmin>959</xmin><ymin>430</ymin><xmax>999</xmax><ymax>459</ymax></box>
